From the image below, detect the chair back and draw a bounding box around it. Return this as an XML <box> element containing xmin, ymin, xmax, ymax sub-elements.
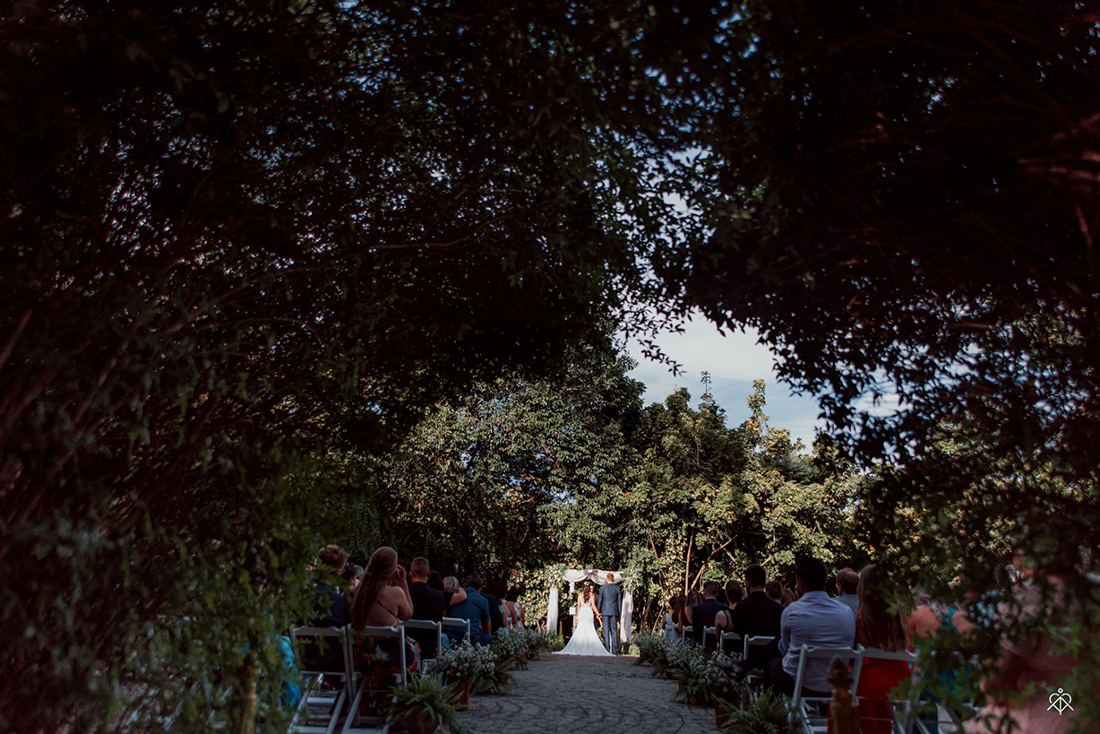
<box><xmin>790</xmin><ymin>644</ymin><xmax>864</xmax><ymax>731</ymax></box>
<box><xmin>288</xmin><ymin>626</ymin><xmax>354</xmax><ymax>734</ymax></box>
<box><xmin>401</xmin><ymin>619</ymin><xmax>443</xmax><ymax>664</ymax></box>
<box><xmin>720</xmin><ymin>631</ymin><xmax>743</xmax><ymax>658</ymax></box>
<box><xmin>356</xmin><ymin>624</ymin><xmax>408</xmax><ymax>686</ymax></box>
<box><xmin>442</xmin><ymin>616</ymin><xmax>471</xmax><ymax>642</ymax></box>
<box><xmin>743</xmin><ymin>634</ymin><xmax>774</xmax><ymax>659</ymax></box>
<box><xmin>703</xmin><ymin>626</ymin><xmax>717</xmax><ymax>649</ymax></box>
<box><xmin>860</xmin><ymin>647</ymin><xmax>920</xmax><ymax>734</ymax></box>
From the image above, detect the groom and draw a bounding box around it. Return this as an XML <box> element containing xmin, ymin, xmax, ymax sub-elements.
<box><xmin>596</xmin><ymin>573</ymin><xmax>622</xmax><ymax>654</ymax></box>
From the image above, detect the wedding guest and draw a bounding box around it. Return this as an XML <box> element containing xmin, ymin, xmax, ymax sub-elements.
<box><xmin>731</xmin><ymin>563</ymin><xmax>784</xmax><ymax>638</ymax></box>
<box><xmin>836</xmin><ymin>567</ymin><xmax>861</xmax><ymax>615</ymax></box>
<box><xmin>482</xmin><ymin>582</ymin><xmax>506</xmax><ymax>635</ymax></box>
<box><xmin>446</xmin><ymin>574</ymin><xmax>493</xmax><ymax>645</ymax></box>
<box><xmin>305</xmin><ymin>544</ymin><xmax>351</xmax><ymax>671</ymax></box>
<box><xmin>853</xmin><ymin>564</ymin><xmax>912</xmax><ymax>734</ymax></box>
<box><xmin>725</xmin><ymin>579</ymin><xmax>746</xmax><ymax>607</ymax></box>
<box><xmin>780</xmin><ymin>587</ymin><xmax>796</xmax><ymax>608</ymax></box>
<box><xmin>505</xmin><ymin>589</ymin><xmax>526</xmax><ymax>630</ymax></box>
<box><xmin>909</xmin><ymin>587</ymin><xmax>965</xmax><ymax>734</ymax></box>
<box><xmin>765</xmin><ymin>580</ymin><xmax>784</xmax><ymax>604</ymax></box>
<box><xmin>407</xmin><ymin>556</ymin><xmax>444</xmax><ymax>659</ymax></box>
<box><xmin>692</xmin><ymin>581</ymin><xmax>730</xmax><ymax>650</ymax></box>
<box><xmin>311</xmin><ymin>545</ymin><xmax>350</xmax><ymax>628</ymax></box>
<box><xmin>665</xmin><ymin>596</ymin><xmax>685</xmax><ymax>641</ymax></box>
<box><xmin>349</xmin><ymin>546</ymin><xmax>418</xmax><ymax>674</ymax></box>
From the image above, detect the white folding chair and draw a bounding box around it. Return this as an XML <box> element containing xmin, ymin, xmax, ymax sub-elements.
<box><xmin>401</xmin><ymin>619</ymin><xmax>442</xmax><ymax>671</ymax></box>
<box><xmin>342</xmin><ymin>625</ymin><xmax>406</xmax><ymax>734</ymax></box>
<box><xmin>289</xmin><ymin>625</ymin><xmax>355</xmax><ymax>734</ymax></box>
<box><xmin>720</xmin><ymin>631</ymin><xmax>743</xmax><ymax>659</ymax></box>
<box><xmin>857</xmin><ymin>648</ymin><xmax>920</xmax><ymax>734</ymax></box>
<box><xmin>703</xmin><ymin>626</ymin><xmax>717</xmax><ymax>649</ymax></box>
<box><xmin>442</xmin><ymin>616</ymin><xmax>471</xmax><ymax>644</ymax></box>
<box><xmin>789</xmin><ymin>645</ymin><xmax>864</xmax><ymax>734</ymax></box>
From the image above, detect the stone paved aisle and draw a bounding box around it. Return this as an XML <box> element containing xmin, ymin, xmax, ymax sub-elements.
<box><xmin>463</xmin><ymin>654</ymin><xmax>718</xmax><ymax>734</ymax></box>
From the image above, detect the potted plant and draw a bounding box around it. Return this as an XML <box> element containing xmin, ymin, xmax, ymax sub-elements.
<box><xmin>386</xmin><ymin>675</ymin><xmax>458</xmax><ymax>734</ymax></box>
<box><xmin>719</xmin><ymin>688</ymin><xmax>790</xmax><ymax>733</ymax></box>
<box><xmin>433</xmin><ymin>641</ymin><xmax>480</xmax><ymax>710</ymax></box>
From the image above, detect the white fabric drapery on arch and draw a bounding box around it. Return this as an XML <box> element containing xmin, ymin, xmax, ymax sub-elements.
<box><xmin>546</xmin><ymin>569</ymin><xmax>632</xmax><ymax>643</ymax></box>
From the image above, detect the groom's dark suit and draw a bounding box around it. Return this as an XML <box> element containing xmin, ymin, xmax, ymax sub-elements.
<box><xmin>596</xmin><ymin>582</ymin><xmax>622</xmax><ymax>654</ymax></box>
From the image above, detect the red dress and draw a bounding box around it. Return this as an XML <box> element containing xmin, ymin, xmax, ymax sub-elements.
<box><xmin>855</xmin><ymin>657</ymin><xmax>911</xmax><ymax>734</ymax></box>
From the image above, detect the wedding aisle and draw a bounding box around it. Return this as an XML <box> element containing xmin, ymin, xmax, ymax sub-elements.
<box><xmin>464</xmin><ymin>654</ymin><xmax>717</xmax><ymax>734</ymax></box>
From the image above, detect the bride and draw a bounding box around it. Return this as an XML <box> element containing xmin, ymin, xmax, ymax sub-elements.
<box><xmin>557</xmin><ymin>583</ymin><xmax>612</xmax><ymax>656</ymax></box>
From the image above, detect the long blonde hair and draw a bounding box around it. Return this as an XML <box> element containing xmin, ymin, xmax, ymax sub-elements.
<box><xmin>350</xmin><ymin>546</ymin><xmax>397</xmax><ymax>630</ymax></box>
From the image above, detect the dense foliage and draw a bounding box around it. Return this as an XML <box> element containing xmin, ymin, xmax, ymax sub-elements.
<box><xmin>0</xmin><ymin>2</ymin><xmax>695</xmax><ymax>730</ymax></box>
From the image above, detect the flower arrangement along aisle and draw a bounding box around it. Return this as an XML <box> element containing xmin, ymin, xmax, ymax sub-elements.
<box><xmin>386</xmin><ymin>674</ymin><xmax>467</xmax><ymax>734</ymax></box>
<box><xmin>433</xmin><ymin>640</ymin><xmax>503</xmax><ymax>700</ymax></box>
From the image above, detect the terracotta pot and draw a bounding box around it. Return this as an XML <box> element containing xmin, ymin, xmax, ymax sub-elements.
<box><xmin>450</xmin><ymin>680</ymin><xmax>470</xmax><ymax>711</ymax></box>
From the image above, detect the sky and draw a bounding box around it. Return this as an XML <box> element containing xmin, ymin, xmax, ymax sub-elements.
<box><xmin>624</xmin><ymin>313</ymin><xmax>825</xmax><ymax>449</ymax></box>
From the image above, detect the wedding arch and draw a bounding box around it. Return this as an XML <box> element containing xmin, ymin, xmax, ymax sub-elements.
<box><xmin>546</xmin><ymin>569</ymin><xmax>633</xmax><ymax>643</ymax></box>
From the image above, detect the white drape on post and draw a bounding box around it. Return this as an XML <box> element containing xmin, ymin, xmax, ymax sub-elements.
<box><xmin>621</xmin><ymin>590</ymin><xmax>633</xmax><ymax>643</ymax></box>
<box><xmin>546</xmin><ymin>586</ymin><xmax>559</xmax><ymax>635</ymax></box>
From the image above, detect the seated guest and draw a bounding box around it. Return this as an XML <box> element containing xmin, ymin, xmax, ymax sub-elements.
<box><xmin>766</xmin><ymin>557</ymin><xmax>855</xmax><ymax>697</ymax></box>
<box><xmin>731</xmin><ymin>563</ymin><xmax>784</xmax><ymax>639</ymax></box>
<box><xmin>305</xmin><ymin>544</ymin><xmax>351</xmax><ymax>671</ymax></box>
<box><xmin>725</xmin><ymin>579</ymin><xmax>746</xmax><ymax>608</ymax></box>
<box><xmin>836</xmin><ymin>567</ymin><xmax>860</xmax><ymax>615</ymax></box>
<box><xmin>344</xmin><ymin>563</ymin><xmax>365</xmax><ymax>592</ymax></box>
<box><xmin>482</xmin><ymin>583</ymin><xmax>505</xmax><ymax>635</ymax></box>
<box><xmin>691</xmin><ymin>581</ymin><xmax>730</xmax><ymax>650</ymax></box>
<box><xmin>780</xmin><ymin>587</ymin><xmax>796</xmax><ymax>607</ymax></box>
<box><xmin>682</xmin><ymin>589</ymin><xmax>705</xmax><ymax>640</ymax></box>
<box><xmin>505</xmin><ymin>588</ymin><xmax>525</xmax><ymax>630</ymax></box>
<box><xmin>349</xmin><ymin>546</ymin><xmax>418</xmax><ymax>674</ymax></box>
<box><xmin>852</xmin><ymin>564</ymin><xmax>912</xmax><ymax>734</ymax></box>
<box><xmin>446</xmin><ymin>573</ymin><xmax>493</xmax><ymax>645</ymax></box>
<box><xmin>665</xmin><ymin>595</ymin><xmax>685</xmax><ymax>640</ymax></box>
<box><xmin>407</xmin><ymin>556</ymin><xmax>444</xmax><ymax>660</ymax></box>
<box><xmin>765</xmin><ymin>580</ymin><xmax>784</xmax><ymax>605</ymax></box>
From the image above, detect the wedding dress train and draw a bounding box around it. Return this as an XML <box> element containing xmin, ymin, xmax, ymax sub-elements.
<box><xmin>557</xmin><ymin>603</ymin><xmax>613</xmax><ymax>656</ymax></box>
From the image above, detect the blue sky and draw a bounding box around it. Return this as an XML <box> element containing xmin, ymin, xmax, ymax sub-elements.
<box><xmin>624</xmin><ymin>313</ymin><xmax>825</xmax><ymax>449</ymax></box>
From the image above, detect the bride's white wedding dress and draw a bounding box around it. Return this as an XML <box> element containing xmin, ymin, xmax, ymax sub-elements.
<box><xmin>557</xmin><ymin>602</ymin><xmax>613</xmax><ymax>656</ymax></box>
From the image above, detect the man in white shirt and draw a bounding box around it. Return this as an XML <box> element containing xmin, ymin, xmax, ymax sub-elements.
<box><xmin>765</xmin><ymin>556</ymin><xmax>856</xmax><ymax>696</ymax></box>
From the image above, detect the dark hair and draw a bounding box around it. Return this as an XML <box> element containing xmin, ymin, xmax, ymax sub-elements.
<box><xmin>505</xmin><ymin>588</ymin><xmax>520</xmax><ymax>602</ymax></box>
<box><xmin>745</xmin><ymin>564</ymin><xmax>767</xmax><ymax>589</ymax></box>
<box><xmin>726</xmin><ymin>579</ymin><xmax>745</xmax><ymax>601</ymax></box>
<box><xmin>837</xmin><ymin>567</ymin><xmax>860</xmax><ymax>595</ymax></box>
<box><xmin>715</xmin><ymin>589</ymin><xmax>729</xmax><ymax>605</ymax></box>
<box><xmin>856</xmin><ymin>564</ymin><xmax>908</xmax><ymax>653</ymax></box>
<box><xmin>342</xmin><ymin>563</ymin><xmax>362</xmax><ymax>582</ymax></box>
<box><xmin>427</xmin><ymin>570</ymin><xmax>444</xmax><ymax>593</ymax></box>
<box><xmin>796</xmin><ymin>557</ymin><xmax>828</xmax><ymax>592</ymax></box>
<box><xmin>765</xmin><ymin>580</ymin><xmax>783</xmax><ymax>601</ymax></box>
<box><xmin>318</xmin><ymin>545</ymin><xmax>349</xmax><ymax>571</ymax></box>
<box><xmin>466</xmin><ymin>573</ymin><xmax>483</xmax><ymax>590</ymax></box>
<box><xmin>703</xmin><ymin>580</ymin><xmax>721</xmax><ymax>597</ymax></box>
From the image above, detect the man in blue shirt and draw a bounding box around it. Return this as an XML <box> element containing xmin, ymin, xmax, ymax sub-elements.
<box><xmin>445</xmin><ymin>573</ymin><xmax>493</xmax><ymax>645</ymax></box>
<box><xmin>767</xmin><ymin>557</ymin><xmax>856</xmax><ymax>696</ymax></box>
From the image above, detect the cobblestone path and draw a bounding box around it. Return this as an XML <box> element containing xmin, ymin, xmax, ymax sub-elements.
<box><xmin>462</xmin><ymin>654</ymin><xmax>718</xmax><ymax>734</ymax></box>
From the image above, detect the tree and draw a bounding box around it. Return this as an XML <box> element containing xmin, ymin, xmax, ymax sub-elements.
<box><xmin>646</xmin><ymin>1</ymin><xmax>1100</xmax><ymax>724</ymax></box>
<box><xmin>0</xmin><ymin>3</ymin><xmax>698</xmax><ymax>729</ymax></box>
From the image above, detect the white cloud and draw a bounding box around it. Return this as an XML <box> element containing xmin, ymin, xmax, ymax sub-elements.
<box><xmin>624</xmin><ymin>312</ymin><xmax>825</xmax><ymax>447</ymax></box>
